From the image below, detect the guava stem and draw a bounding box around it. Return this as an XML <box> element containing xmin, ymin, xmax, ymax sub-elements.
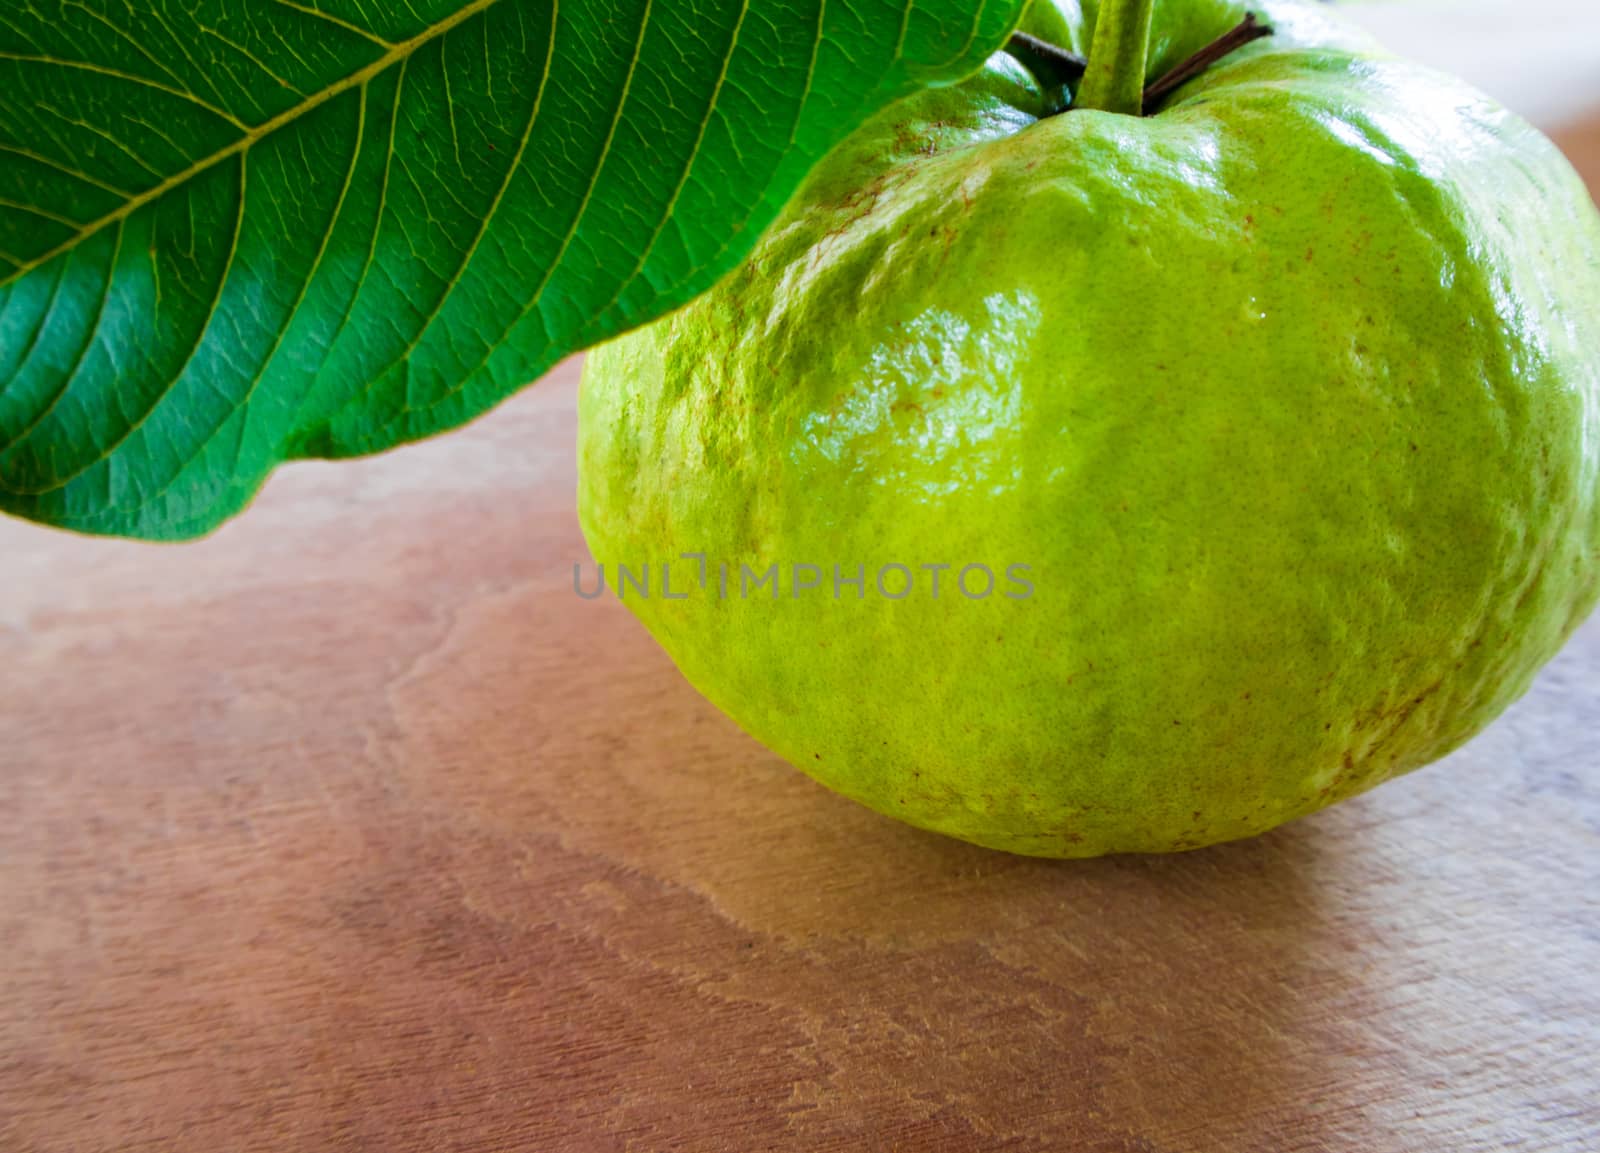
<box><xmin>1142</xmin><ymin>14</ymin><xmax>1273</xmax><ymax>113</ymax></box>
<box><xmin>1005</xmin><ymin>31</ymin><xmax>1088</xmax><ymax>83</ymax></box>
<box><xmin>1075</xmin><ymin>0</ymin><xmax>1156</xmax><ymax>116</ymax></box>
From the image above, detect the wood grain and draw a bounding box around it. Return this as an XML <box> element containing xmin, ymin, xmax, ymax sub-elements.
<box><xmin>2</xmin><ymin>122</ymin><xmax>1598</xmax><ymax>1153</ymax></box>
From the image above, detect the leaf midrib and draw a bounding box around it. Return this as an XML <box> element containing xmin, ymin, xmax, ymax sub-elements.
<box><xmin>0</xmin><ymin>0</ymin><xmax>506</xmax><ymax>290</ymax></box>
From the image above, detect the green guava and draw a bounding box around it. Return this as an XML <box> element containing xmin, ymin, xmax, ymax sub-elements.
<box><xmin>577</xmin><ymin>0</ymin><xmax>1600</xmax><ymax>856</ymax></box>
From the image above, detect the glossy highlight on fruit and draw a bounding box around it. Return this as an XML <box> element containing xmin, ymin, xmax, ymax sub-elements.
<box><xmin>578</xmin><ymin>0</ymin><xmax>1600</xmax><ymax>857</ymax></box>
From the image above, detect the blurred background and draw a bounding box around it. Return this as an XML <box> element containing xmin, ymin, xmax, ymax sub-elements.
<box><xmin>1342</xmin><ymin>0</ymin><xmax>1600</xmax><ymax>139</ymax></box>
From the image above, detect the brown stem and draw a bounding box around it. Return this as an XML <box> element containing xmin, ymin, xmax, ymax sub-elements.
<box><xmin>1005</xmin><ymin>30</ymin><xmax>1089</xmax><ymax>86</ymax></box>
<box><xmin>1141</xmin><ymin>13</ymin><xmax>1273</xmax><ymax>114</ymax></box>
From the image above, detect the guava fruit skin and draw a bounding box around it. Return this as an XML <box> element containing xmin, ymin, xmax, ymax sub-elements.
<box><xmin>577</xmin><ymin>0</ymin><xmax>1600</xmax><ymax>856</ymax></box>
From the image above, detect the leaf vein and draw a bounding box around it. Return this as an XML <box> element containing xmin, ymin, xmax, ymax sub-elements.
<box><xmin>288</xmin><ymin>74</ymin><xmax>404</xmax><ymax>440</ymax></box>
<box><xmin>370</xmin><ymin>0</ymin><xmax>650</xmax><ymax>435</ymax></box>
<box><xmin>586</xmin><ymin>0</ymin><xmax>750</xmax><ymax>334</ymax></box>
<box><xmin>0</xmin><ymin>197</ymin><xmax>86</xmax><ymax>231</ymax></box>
<box><xmin>791</xmin><ymin>0</ymin><xmax>825</xmax><ymax>149</ymax></box>
<box><xmin>321</xmin><ymin>1</ymin><xmax>558</xmax><ymax>430</ymax></box>
<box><xmin>18</xmin><ymin>157</ymin><xmax>248</xmax><ymax>496</ymax></box>
<box><xmin>269</xmin><ymin>0</ymin><xmax>395</xmax><ymax>49</ymax></box>
<box><xmin>0</xmin><ymin>0</ymin><xmax>506</xmax><ymax>290</ymax></box>
<box><xmin>0</xmin><ymin>221</ymin><xmax>122</xmax><ymax>467</ymax></box>
<box><xmin>64</xmin><ymin>0</ymin><xmax>208</xmax><ymax>104</ymax></box>
<box><xmin>198</xmin><ymin>25</ymin><xmax>308</xmax><ymax>98</ymax></box>
<box><xmin>0</xmin><ymin>260</ymin><xmax>66</xmax><ymax>399</ymax></box>
<box><xmin>0</xmin><ymin>53</ymin><xmax>248</xmax><ymax>130</ymax></box>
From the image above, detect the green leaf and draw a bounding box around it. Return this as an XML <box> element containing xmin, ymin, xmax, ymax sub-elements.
<box><xmin>0</xmin><ymin>0</ymin><xmax>1023</xmax><ymax>539</ymax></box>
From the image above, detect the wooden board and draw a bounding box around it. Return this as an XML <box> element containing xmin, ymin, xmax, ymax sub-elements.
<box><xmin>3</xmin><ymin>122</ymin><xmax>1599</xmax><ymax>1153</ymax></box>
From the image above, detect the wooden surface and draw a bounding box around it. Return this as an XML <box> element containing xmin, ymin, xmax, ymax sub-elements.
<box><xmin>4</xmin><ymin>124</ymin><xmax>1600</xmax><ymax>1153</ymax></box>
